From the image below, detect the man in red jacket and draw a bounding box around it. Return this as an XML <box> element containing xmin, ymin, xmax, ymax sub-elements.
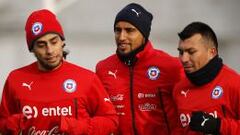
<box><xmin>0</xmin><ymin>9</ymin><xmax>118</xmax><ymax>135</ymax></box>
<box><xmin>96</xmin><ymin>3</ymin><xmax>182</xmax><ymax>135</ymax></box>
<box><xmin>173</xmin><ymin>21</ymin><xmax>240</xmax><ymax>134</ymax></box>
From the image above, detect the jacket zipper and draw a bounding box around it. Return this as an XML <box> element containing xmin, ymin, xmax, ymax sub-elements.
<box><xmin>158</xmin><ymin>89</ymin><xmax>170</xmax><ymax>134</ymax></box>
<box><xmin>129</xmin><ymin>65</ymin><xmax>137</xmax><ymax>135</ymax></box>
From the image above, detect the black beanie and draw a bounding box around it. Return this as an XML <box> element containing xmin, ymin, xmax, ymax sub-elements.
<box><xmin>114</xmin><ymin>3</ymin><xmax>153</xmax><ymax>40</ymax></box>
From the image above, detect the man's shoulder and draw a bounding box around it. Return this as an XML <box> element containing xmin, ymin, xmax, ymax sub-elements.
<box><xmin>5</xmin><ymin>62</ymin><xmax>37</xmax><ymax>81</ymax></box>
<box><xmin>10</xmin><ymin>62</ymin><xmax>36</xmax><ymax>74</ymax></box>
<box><xmin>173</xmin><ymin>75</ymin><xmax>190</xmax><ymax>97</ymax></box>
<box><xmin>150</xmin><ymin>48</ymin><xmax>181</xmax><ymax>67</ymax></box>
<box><xmin>220</xmin><ymin>65</ymin><xmax>240</xmax><ymax>81</ymax></box>
<box><xmin>152</xmin><ymin>48</ymin><xmax>175</xmax><ymax>58</ymax></box>
<box><xmin>96</xmin><ymin>54</ymin><xmax>118</xmax><ymax>68</ymax></box>
<box><xmin>175</xmin><ymin>74</ymin><xmax>190</xmax><ymax>86</ymax></box>
<box><xmin>64</xmin><ymin>61</ymin><xmax>94</xmax><ymax>75</ymax></box>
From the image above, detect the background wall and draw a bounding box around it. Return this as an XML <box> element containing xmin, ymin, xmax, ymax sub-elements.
<box><xmin>0</xmin><ymin>0</ymin><xmax>239</xmax><ymax>99</ymax></box>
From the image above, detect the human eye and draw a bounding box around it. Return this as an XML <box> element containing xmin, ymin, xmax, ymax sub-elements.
<box><xmin>177</xmin><ymin>48</ymin><xmax>183</xmax><ymax>55</ymax></box>
<box><xmin>35</xmin><ymin>41</ymin><xmax>46</xmax><ymax>48</ymax></box>
<box><xmin>114</xmin><ymin>27</ymin><xmax>121</xmax><ymax>33</ymax></box>
<box><xmin>188</xmin><ymin>49</ymin><xmax>197</xmax><ymax>55</ymax></box>
<box><xmin>51</xmin><ymin>38</ymin><xmax>58</xmax><ymax>45</ymax></box>
<box><xmin>50</xmin><ymin>36</ymin><xmax>60</xmax><ymax>45</ymax></box>
<box><xmin>126</xmin><ymin>28</ymin><xmax>136</xmax><ymax>33</ymax></box>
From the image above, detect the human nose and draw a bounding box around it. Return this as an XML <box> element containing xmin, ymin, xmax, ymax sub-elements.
<box><xmin>118</xmin><ymin>31</ymin><xmax>127</xmax><ymax>41</ymax></box>
<box><xmin>46</xmin><ymin>44</ymin><xmax>54</xmax><ymax>54</ymax></box>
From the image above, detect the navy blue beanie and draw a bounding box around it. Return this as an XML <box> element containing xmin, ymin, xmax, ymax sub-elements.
<box><xmin>114</xmin><ymin>3</ymin><xmax>153</xmax><ymax>40</ymax></box>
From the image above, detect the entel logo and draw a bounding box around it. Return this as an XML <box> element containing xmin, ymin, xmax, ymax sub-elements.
<box><xmin>22</xmin><ymin>105</ymin><xmax>72</xmax><ymax>119</ymax></box>
<box><xmin>179</xmin><ymin>111</ymin><xmax>218</xmax><ymax>127</ymax></box>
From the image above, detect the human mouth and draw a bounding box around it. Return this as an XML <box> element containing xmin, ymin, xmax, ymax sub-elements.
<box><xmin>183</xmin><ymin>65</ymin><xmax>194</xmax><ymax>73</ymax></box>
<box><xmin>118</xmin><ymin>43</ymin><xmax>130</xmax><ymax>49</ymax></box>
<box><xmin>46</xmin><ymin>56</ymin><xmax>57</xmax><ymax>63</ymax></box>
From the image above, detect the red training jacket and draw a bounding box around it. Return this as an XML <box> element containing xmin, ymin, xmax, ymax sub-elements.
<box><xmin>0</xmin><ymin>61</ymin><xmax>118</xmax><ymax>135</ymax></box>
<box><xmin>173</xmin><ymin>65</ymin><xmax>240</xmax><ymax>135</ymax></box>
<box><xmin>96</xmin><ymin>41</ymin><xmax>182</xmax><ymax>135</ymax></box>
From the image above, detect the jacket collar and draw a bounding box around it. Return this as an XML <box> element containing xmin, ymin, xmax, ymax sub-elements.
<box><xmin>135</xmin><ymin>40</ymin><xmax>153</xmax><ymax>60</ymax></box>
<box><xmin>117</xmin><ymin>40</ymin><xmax>154</xmax><ymax>66</ymax></box>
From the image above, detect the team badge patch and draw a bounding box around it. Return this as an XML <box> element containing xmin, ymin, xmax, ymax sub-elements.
<box><xmin>147</xmin><ymin>66</ymin><xmax>160</xmax><ymax>80</ymax></box>
<box><xmin>211</xmin><ymin>86</ymin><xmax>223</xmax><ymax>99</ymax></box>
<box><xmin>32</xmin><ymin>22</ymin><xmax>43</xmax><ymax>35</ymax></box>
<box><xmin>63</xmin><ymin>79</ymin><xmax>77</xmax><ymax>93</ymax></box>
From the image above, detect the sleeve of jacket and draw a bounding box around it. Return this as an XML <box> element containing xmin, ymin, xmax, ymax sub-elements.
<box><xmin>95</xmin><ymin>61</ymin><xmax>103</xmax><ymax>77</ymax></box>
<box><xmin>219</xmin><ymin>75</ymin><xmax>240</xmax><ymax>135</ymax></box>
<box><xmin>163</xmin><ymin>57</ymin><xmax>184</xmax><ymax>135</ymax></box>
<box><xmin>171</xmin><ymin>81</ymin><xmax>185</xmax><ymax>135</ymax></box>
<box><xmin>61</xmin><ymin>74</ymin><xmax>118</xmax><ymax>135</ymax></box>
<box><xmin>162</xmin><ymin>90</ymin><xmax>184</xmax><ymax>135</ymax></box>
<box><xmin>0</xmin><ymin>78</ymin><xmax>25</xmax><ymax>134</ymax></box>
<box><xmin>0</xmin><ymin>79</ymin><xmax>10</xmax><ymax>133</ymax></box>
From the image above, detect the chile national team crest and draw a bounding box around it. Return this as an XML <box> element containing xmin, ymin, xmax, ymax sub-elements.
<box><xmin>32</xmin><ymin>22</ymin><xmax>43</xmax><ymax>35</ymax></box>
<box><xmin>211</xmin><ymin>86</ymin><xmax>223</xmax><ymax>99</ymax></box>
<box><xmin>147</xmin><ymin>66</ymin><xmax>160</xmax><ymax>80</ymax></box>
<box><xmin>63</xmin><ymin>79</ymin><xmax>77</xmax><ymax>93</ymax></box>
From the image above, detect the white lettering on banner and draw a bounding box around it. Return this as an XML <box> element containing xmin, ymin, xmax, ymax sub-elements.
<box><xmin>22</xmin><ymin>105</ymin><xmax>72</xmax><ymax>118</ymax></box>
<box><xmin>179</xmin><ymin>111</ymin><xmax>218</xmax><ymax>127</ymax></box>
<box><xmin>110</xmin><ymin>94</ymin><xmax>124</xmax><ymax>101</ymax></box>
<box><xmin>28</xmin><ymin>126</ymin><xmax>65</xmax><ymax>135</ymax></box>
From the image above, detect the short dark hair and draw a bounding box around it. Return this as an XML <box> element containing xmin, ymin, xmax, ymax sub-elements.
<box><xmin>178</xmin><ymin>22</ymin><xmax>218</xmax><ymax>50</ymax></box>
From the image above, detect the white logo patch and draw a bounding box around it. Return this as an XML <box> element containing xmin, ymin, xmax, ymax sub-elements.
<box><xmin>147</xmin><ymin>66</ymin><xmax>160</xmax><ymax>80</ymax></box>
<box><xmin>63</xmin><ymin>79</ymin><xmax>77</xmax><ymax>93</ymax></box>
<box><xmin>32</xmin><ymin>22</ymin><xmax>43</xmax><ymax>35</ymax></box>
<box><xmin>108</xmin><ymin>70</ymin><xmax>117</xmax><ymax>79</ymax></box>
<box><xmin>22</xmin><ymin>81</ymin><xmax>33</xmax><ymax>90</ymax></box>
<box><xmin>138</xmin><ymin>93</ymin><xmax>145</xmax><ymax>99</ymax></box>
<box><xmin>131</xmin><ymin>8</ymin><xmax>141</xmax><ymax>17</ymax></box>
<box><xmin>211</xmin><ymin>86</ymin><xmax>223</xmax><ymax>99</ymax></box>
<box><xmin>104</xmin><ymin>97</ymin><xmax>111</xmax><ymax>102</ymax></box>
<box><xmin>201</xmin><ymin>116</ymin><xmax>209</xmax><ymax>126</ymax></box>
<box><xmin>181</xmin><ymin>89</ymin><xmax>189</xmax><ymax>98</ymax></box>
